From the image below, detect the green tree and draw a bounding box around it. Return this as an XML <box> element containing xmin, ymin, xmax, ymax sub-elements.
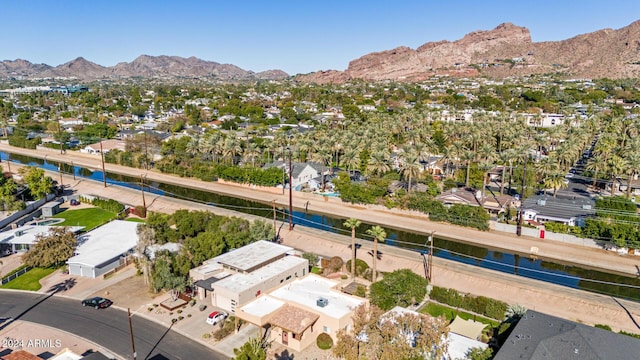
<box><xmin>365</xmin><ymin>225</ymin><xmax>386</xmax><ymax>282</ymax></box>
<box><xmin>343</xmin><ymin>218</ymin><xmax>361</xmax><ymax>279</ymax></box>
<box><xmin>465</xmin><ymin>347</ymin><xmax>493</xmax><ymax>360</ymax></box>
<box><xmin>20</xmin><ymin>166</ymin><xmax>54</xmax><ymax>199</ymax></box>
<box><xmin>369</xmin><ymin>269</ymin><xmax>428</xmax><ymax>310</ymax></box>
<box><xmin>333</xmin><ymin>303</ymin><xmax>449</xmax><ymax>360</ymax></box>
<box><xmin>232</xmin><ymin>336</ymin><xmax>267</xmax><ymax>360</ymax></box>
<box><xmin>22</xmin><ymin>227</ymin><xmax>77</xmax><ymax>268</ymax></box>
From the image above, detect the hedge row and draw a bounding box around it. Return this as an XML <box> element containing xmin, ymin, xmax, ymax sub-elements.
<box><xmin>429</xmin><ymin>286</ymin><xmax>507</xmax><ymax>320</ymax></box>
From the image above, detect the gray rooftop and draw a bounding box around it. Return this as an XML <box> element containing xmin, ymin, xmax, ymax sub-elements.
<box><xmin>523</xmin><ymin>194</ymin><xmax>595</xmax><ymax>221</ymax></box>
<box><xmin>494</xmin><ymin>310</ymin><xmax>640</xmax><ymax>360</ymax></box>
<box><xmin>212</xmin><ymin>240</ymin><xmax>292</xmax><ymax>272</ymax></box>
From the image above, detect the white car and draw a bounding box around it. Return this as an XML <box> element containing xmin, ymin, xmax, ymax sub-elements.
<box><xmin>206</xmin><ymin>311</ymin><xmax>228</xmax><ymax>326</ymax></box>
<box><xmin>565</xmin><ymin>173</ymin><xmax>574</xmax><ymax>178</ymax></box>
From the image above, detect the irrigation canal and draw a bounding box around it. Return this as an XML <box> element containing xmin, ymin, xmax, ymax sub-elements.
<box><xmin>3</xmin><ymin>151</ymin><xmax>640</xmax><ymax>302</ymax></box>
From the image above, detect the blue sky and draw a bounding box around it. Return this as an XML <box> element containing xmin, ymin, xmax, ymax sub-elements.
<box><xmin>1</xmin><ymin>1</ymin><xmax>639</xmax><ymax>75</ymax></box>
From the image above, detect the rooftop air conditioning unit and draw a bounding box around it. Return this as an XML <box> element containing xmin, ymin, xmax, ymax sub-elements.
<box><xmin>316</xmin><ymin>297</ymin><xmax>329</xmax><ymax>308</ymax></box>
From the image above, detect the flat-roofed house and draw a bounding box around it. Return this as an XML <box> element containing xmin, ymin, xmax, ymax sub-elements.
<box><xmin>0</xmin><ymin>225</ymin><xmax>84</xmax><ymax>254</ymax></box>
<box><xmin>236</xmin><ymin>274</ymin><xmax>366</xmax><ymax>352</ymax></box>
<box><xmin>67</xmin><ymin>220</ymin><xmax>139</xmax><ymax>278</ymax></box>
<box><xmin>189</xmin><ymin>240</ymin><xmax>308</xmax><ymax>313</ymax></box>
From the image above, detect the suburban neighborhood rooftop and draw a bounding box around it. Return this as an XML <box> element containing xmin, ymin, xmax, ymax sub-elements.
<box><xmin>67</xmin><ymin>220</ymin><xmax>139</xmax><ymax>267</ymax></box>
<box><xmin>269</xmin><ymin>274</ymin><xmax>365</xmax><ymax>319</ymax></box>
<box><xmin>212</xmin><ymin>240</ymin><xmax>293</xmax><ymax>272</ymax></box>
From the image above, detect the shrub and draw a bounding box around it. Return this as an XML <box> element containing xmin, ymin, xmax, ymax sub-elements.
<box><xmin>134</xmin><ymin>205</ymin><xmax>147</xmax><ymax>218</ymax></box>
<box><xmin>316</xmin><ymin>333</ymin><xmax>333</xmax><ymax>350</ymax></box>
<box><xmin>595</xmin><ymin>324</ymin><xmax>612</xmax><ymax>331</ymax></box>
<box><xmin>429</xmin><ymin>286</ymin><xmax>507</xmax><ymax>320</ymax></box>
<box><xmin>202</xmin><ymin>333</ymin><xmax>212</xmax><ymax>339</ymax></box>
<box><xmin>354</xmin><ymin>284</ymin><xmax>367</xmax><ymax>298</ymax></box>
<box><xmin>346</xmin><ymin>259</ymin><xmax>369</xmax><ymax>277</ymax></box>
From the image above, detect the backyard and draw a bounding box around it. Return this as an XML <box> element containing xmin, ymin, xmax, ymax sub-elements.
<box><xmin>53</xmin><ymin>207</ymin><xmax>117</xmax><ymax>230</ymax></box>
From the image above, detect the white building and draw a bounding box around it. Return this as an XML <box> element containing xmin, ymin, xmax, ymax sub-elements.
<box><xmin>0</xmin><ymin>225</ymin><xmax>84</xmax><ymax>254</ymax></box>
<box><xmin>237</xmin><ymin>274</ymin><xmax>366</xmax><ymax>352</ymax></box>
<box><xmin>190</xmin><ymin>240</ymin><xmax>308</xmax><ymax>313</ymax></box>
<box><xmin>67</xmin><ymin>220</ymin><xmax>139</xmax><ymax>278</ymax></box>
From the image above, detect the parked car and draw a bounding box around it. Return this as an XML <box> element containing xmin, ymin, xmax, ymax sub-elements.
<box><xmin>69</xmin><ymin>199</ymin><xmax>80</xmax><ymax>206</ymax></box>
<box><xmin>82</xmin><ymin>297</ymin><xmax>113</xmax><ymax>309</ymax></box>
<box><xmin>206</xmin><ymin>311</ymin><xmax>228</xmax><ymax>325</ymax></box>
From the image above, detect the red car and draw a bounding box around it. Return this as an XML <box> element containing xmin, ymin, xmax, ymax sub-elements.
<box><xmin>82</xmin><ymin>297</ymin><xmax>113</xmax><ymax>309</ymax></box>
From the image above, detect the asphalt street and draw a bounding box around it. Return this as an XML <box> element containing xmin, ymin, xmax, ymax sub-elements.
<box><xmin>0</xmin><ymin>291</ymin><xmax>227</xmax><ymax>360</ymax></box>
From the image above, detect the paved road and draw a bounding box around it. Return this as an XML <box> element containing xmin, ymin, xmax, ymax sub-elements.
<box><xmin>0</xmin><ymin>291</ymin><xmax>227</xmax><ymax>360</ymax></box>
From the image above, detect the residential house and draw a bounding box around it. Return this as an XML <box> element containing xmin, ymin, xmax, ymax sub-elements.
<box><xmin>522</xmin><ymin>195</ymin><xmax>595</xmax><ymax>227</ymax></box>
<box><xmin>190</xmin><ymin>240</ymin><xmax>308</xmax><ymax>313</ymax></box>
<box><xmin>67</xmin><ymin>220</ymin><xmax>139</xmax><ymax>278</ymax></box>
<box><xmin>494</xmin><ymin>310</ymin><xmax>640</xmax><ymax>360</ymax></box>
<box><xmin>80</xmin><ymin>139</ymin><xmax>126</xmax><ymax>154</ymax></box>
<box><xmin>236</xmin><ymin>274</ymin><xmax>366</xmax><ymax>352</ymax></box>
<box><xmin>0</xmin><ymin>225</ymin><xmax>84</xmax><ymax>255</ymax></box>
<box><xmin>436</xmin><ymin>187</ymin><xmax>518</xmax><ymax>215</ymax></box>
<box><xmin>263</xmin><ymin>161</ymin><xmax>325</xmax><ymax>189</ymax></box>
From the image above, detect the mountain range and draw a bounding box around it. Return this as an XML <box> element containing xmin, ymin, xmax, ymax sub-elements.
<box><xmin>298</xmin><ymin>20</ymin><xmax>640</xmax><ymax>83</ymax></box>
<box><xmin>2</xmin><ymin>20</ymin><xmax>640</xmax><ymax>83</ymax></box>
<box><xmin>0</xmin><ymin>55</ymin><xmax>289</xmax><ymax>81</ymax></box>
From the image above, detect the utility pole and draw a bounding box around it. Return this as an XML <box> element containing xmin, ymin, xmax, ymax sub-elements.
<box><xmin>144</xmin><ymin>128</ymin><xmax>149</xmax><ymax>171</ymax></box>
<box><xmin>517</xmin><ymin>158</ymin><xmax>527</xmax><ymax>236</ymax></box>
<box><xmin>58</xmin><ymin>122</ymin><xmax>63</xmax><ymax>155</ymax></box>
<box><xmin>427</xmin><ymin>231</ymin><xmax>434</xmax><ymax>282</ymax></box>
<box><xmin>6</xmin><ymin>153</ymin><xmax>10</xmax><ymax>173</ymax></box>
<box><xmin>99</xmin><ymin>139</ymin><xmax>107</xmax><ymax>188</ymax></box>
<box><xmin>128</xmin><ymin>308</ymin><xmax>137</xmax><ymax>360</ymax></box>
<box><xmin>272</xmin><ymin>199</ymin><xmax>277</xmax><ymax>239</ymax></box>
<box><xmin>140</xmin><ymin>174</ymin><xmax>146</xmax><ymax>208</ymax></box>
<box><xmin>288</xmin><ymin>148</ymin><xmax>293</xmax><ymax>231</ymax></box>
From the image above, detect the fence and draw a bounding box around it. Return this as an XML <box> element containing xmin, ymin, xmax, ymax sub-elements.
<box><xmin>1</xmin><ymin>266</ymin><xmax>33</xmax><ymax>285</ymax></box>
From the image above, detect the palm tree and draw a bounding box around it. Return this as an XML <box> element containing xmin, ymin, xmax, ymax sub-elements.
<box><xmin>623</xmin><ymin>143</ymin><xmax>640</xmax><ymax>198</ymax></box>
<box><xmin>400</xmin><ymin>151</ymin><xmax>421</xmax><ymax>193</ymax></box>
<box><xmin>606</xmin><ymin>155</ymin><xmax>626</xmax><ymax>197</ymax></box>
<box><xmin>343</xmin><ymin>218</ymin><xmax>362</xmax><ymax>279</ymax></box>
<box><xmin>366</xmin><ymin>150</ymin><xmax>390</xmax><ymax>176</ymax></box>
<box><xmin>543</xmin><ymin>171</ymin><xmax>567</xmax><ymax>197</ymax></box>
<box><xmin>365</xmin><ymin>225</ymin><xmax>386</xmax><ymax>282</ymax></box>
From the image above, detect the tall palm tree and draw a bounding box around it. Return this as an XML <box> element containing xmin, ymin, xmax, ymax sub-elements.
<box><xmin>606</xmin><ymin>155</ymin><xmax>626</xmax><ymax>197</ymax></box>
<box><xmin>343</xmin><ymin>218</ymin><xmax>362</xmax><ymax>279</ymax></box>
<box><xmin>623</xmin><ymin>143</ymin><xmax>640</xmax><ymax>198</ymax></box>
<box><xmin>543</xmin><ymin>171</ymin><xmax>567</xmax><ymax>197</ymax></box>
<box><xmin>365</xmin><ymin>225</ymin><xmax>386</xmax><ymax>282</ymax></box>
<box><xmin>400</xmin><ymin>151</ymin><xmax>422</xmax><ymax>193</ymax></box>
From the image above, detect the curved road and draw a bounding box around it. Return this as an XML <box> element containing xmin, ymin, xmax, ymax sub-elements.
<box><xmin>0</xmin><ymin>291</ymin><xmax>226</xmax><ymax>360</ymax></box>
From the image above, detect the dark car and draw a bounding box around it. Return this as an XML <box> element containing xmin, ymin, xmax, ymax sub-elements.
<box><xmin>69</xmin><ymin>199</ymin><xmax>80</xmax><ymax>206</ymax></box>
<box><xmin>81</xmin><ymin>297</ymin><xmax>113</xmax><ymax>309</ymax></box>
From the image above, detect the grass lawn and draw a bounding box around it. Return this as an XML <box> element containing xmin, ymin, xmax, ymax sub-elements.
<box><xmin>420</xmin><ymin>302</ymin><xmax>500</xmax><ymax>328</ymax></box>
<box><xmin>53</xmin><ymin>208</ymin><xmax>116</xmax><ymax>230</ymax></box>
<box><xmin>126</xmin><ymin>217</ymin><xmax>146</xmax><ymax>223</ymax></box>
<box><xmin>311</xmin><ymin>266</ymin><xmax>323</xmax><ymax>274</ymax></box>
<box><xmin>0</xmin><ymin>267</ymin><xmax>57</xmax><ymax>291</ymax></box>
